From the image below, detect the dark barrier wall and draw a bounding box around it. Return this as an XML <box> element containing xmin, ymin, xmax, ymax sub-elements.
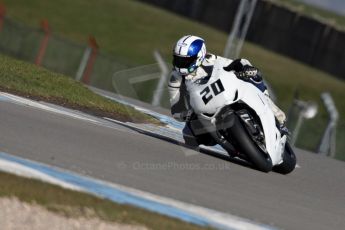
<box><xmin>138</xmin><ymin>0</ymin><xmax>345</xmax><ymax>80</ymax></box>
<box><xmin>247</xmin><ymin>1</ymin><xmax>345</xmax><ymax>79</ymax></box>
<box><xmin>138</xmin><ymin>0</ymin><xmax>239</xmax><ymax>31</ymax></box>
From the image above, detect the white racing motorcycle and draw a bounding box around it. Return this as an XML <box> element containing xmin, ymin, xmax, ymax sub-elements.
<box><xmin>186</xmin><ymin>58</ymin><xmax>296</xmax><ymax>174</ymax></box>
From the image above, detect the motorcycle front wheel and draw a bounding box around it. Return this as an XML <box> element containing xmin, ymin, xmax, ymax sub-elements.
<box><xmin>225</xmin><ymin>115</ymin><xmax>273</xmax><ymax>172</ymax></box>
<box><xmin>273</xmin><ymin>142</ymin><xmax>297</xmax><ymax>174</ymax></box>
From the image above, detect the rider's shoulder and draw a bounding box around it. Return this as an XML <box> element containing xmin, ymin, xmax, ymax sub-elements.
<box><xmin>216</xmin><ymin>55</ymin><xmax>234</xmax><ymax>66</ymax></box>
<box><xmin>204</xmin><ymin>54</ymin><xmax>232</xmax><ymax>69</ymax></box>
<box><xmin>202</xmin><ymin>53</ymin><xmax>234</xmax><ymax>64</ymax></box>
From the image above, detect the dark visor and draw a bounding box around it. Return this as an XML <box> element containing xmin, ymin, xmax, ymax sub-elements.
<box><xmin>173</xmin><ymin>55</ymin><xmax>198</xmax><ymax>68</ymax></box>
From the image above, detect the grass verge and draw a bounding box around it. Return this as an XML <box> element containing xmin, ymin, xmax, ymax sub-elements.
<box><xmin>0</xmin><ymin>54</ymin><xmax>159</xmax><ymax>124</ymax></box>
<box><xmin>0</xmin><ymin>171</ymin><xmax>209</xmax><ymax>230</ymax></box>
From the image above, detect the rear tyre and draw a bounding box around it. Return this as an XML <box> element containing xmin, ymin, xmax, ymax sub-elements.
<box><xmin>226</xmin><ymin>115</ymin><xmax>272</xmax><ymax>172</ymax></box>
<box><xmin>273</xmin><ymin>142</ymin><xmax>297</xmax><ymax>174</ymax></box>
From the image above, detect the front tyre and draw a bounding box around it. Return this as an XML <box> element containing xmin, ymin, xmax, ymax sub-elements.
<box><xmin>273</xmin><ymin>142</ymin><xmax>297</xmax><ymax>175</ymax></box>
<box><xmin>226</xmin><ymin>115</ymin><xmax>273</xmax><ymax>172</ymax></box>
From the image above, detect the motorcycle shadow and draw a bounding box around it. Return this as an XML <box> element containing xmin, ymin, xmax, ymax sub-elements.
<box><xmin>108</xmin><ymin>120</ymin><xmax>258</xmax><ymax>172</ymax></box>
<box><xmin>197</xmin><ymin>145</ymin><xmax>255</xmax><ymax>170</ymax></box>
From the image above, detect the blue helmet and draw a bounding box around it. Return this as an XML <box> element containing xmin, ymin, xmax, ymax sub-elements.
<box><xmin>173</xmin><ymin>35</ymin><xmax>206</xmax><ymax>75</ymax></box>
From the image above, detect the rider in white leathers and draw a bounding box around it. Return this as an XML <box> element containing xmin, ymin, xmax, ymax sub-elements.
<box><xmin>168</xmin><ymin>35</ymin><xmax>287</xmax><ymax>147</ymax></box>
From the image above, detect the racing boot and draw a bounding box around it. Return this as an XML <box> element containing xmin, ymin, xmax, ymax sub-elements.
<box><xmin>182</xmin><ymin>123</ymin><xmax>199</xmax><ymax>148</ymax></box>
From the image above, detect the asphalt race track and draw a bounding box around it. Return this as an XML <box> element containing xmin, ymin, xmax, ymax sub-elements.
<box><xmin>0</xmin><ymin>97</ymin><xmax>344</xmax><ymax>230</ymax></box>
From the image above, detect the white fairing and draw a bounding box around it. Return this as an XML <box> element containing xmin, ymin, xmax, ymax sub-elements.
<box><xmin>187</xmin><ymin>58</ymin><xmax>285</xmax><ymax>166</ymax></box>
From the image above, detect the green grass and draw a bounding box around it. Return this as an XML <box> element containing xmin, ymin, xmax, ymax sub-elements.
<box><xmin>0</xmin><ymin>171</ymin><xmax>209</xmax><ymax>230</ymax></box>
<box><xmin>2</xmin><ymin>0</ymin><xmax>345</xmax><ymax>157</ymax></box>
<box><xmin>0</xmin><ymin>54</ymin><xmax>158</xmax><ymax>124</ymax></box>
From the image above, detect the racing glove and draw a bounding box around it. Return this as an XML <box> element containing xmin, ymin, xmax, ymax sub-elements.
<box><xmin>236</xmin><ymin>66</ymin><xmax>259</xmax><ymax>79</ymax></box>
<box><xmin>237</xmin><ymin>66</ymin><xmax>264</xmax><ymax>86</ymax></box>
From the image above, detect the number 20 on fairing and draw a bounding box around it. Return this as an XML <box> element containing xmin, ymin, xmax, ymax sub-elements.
<box><xmin>200</xmin><ymin>79</ymin><xmax>225</xmax><ymax>104</ymax></box>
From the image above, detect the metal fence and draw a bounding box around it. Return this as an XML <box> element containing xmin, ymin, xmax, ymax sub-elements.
<box><xmin>0</xmin><ymin>18</ymin><xmax>41</xmax><ymax>63</ymax></box>
<box><xmin>0</xmin><ymin>16</ymin><xmax>172</xmax><ymax>103</ymax></box>
<box><xmin>0</xmin><ymin>17</ymin><xmax>130</xmax><ymax>92</ymax></box>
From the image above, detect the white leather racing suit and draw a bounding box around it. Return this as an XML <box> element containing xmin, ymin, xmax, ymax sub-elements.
<box><xmin>168</xmin><ymin>54</ymin><xmax>286</xmax><ymax>124</ymax></box>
